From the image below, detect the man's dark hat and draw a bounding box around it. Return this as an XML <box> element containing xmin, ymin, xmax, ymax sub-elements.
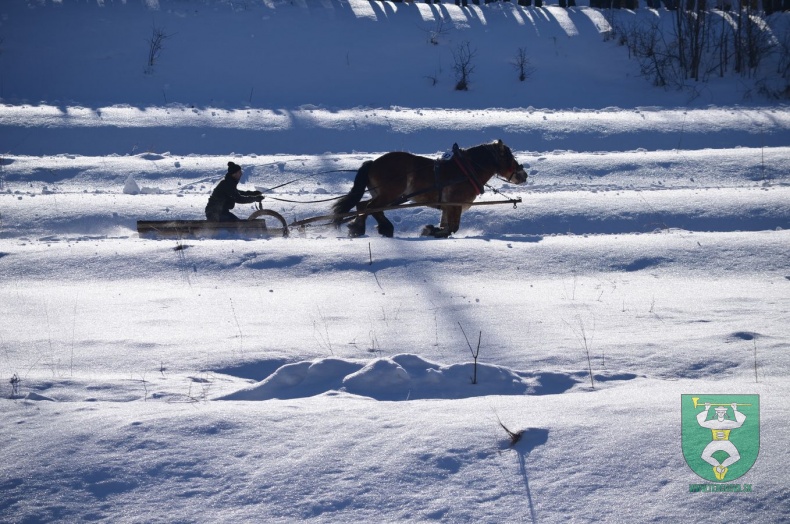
<box><xmin>227</xmin><ymin>162</ymin><xmax>241</xmax><ymax>175</ymax></box>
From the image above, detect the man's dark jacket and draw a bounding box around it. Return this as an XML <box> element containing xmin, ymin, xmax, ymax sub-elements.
<box><xmin>205</xmin><ymin>174</ymin><xmax>260</xmax><ymax>221</ymax></box>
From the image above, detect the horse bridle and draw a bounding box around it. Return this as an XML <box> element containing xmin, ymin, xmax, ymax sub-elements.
<box><xmin>482</xmin><ymin>144</ymin><xmax>523</xmax><ymax>184</ymax></box>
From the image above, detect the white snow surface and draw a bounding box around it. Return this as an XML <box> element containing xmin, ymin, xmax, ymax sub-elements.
<box><xmin>1</xmin><ymin>1</ymin><xmax>789</xmax><ymax>523</ymax></box>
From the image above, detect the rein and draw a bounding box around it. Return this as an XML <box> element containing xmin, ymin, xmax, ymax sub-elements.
<box><xmin>266</xmin><ymin>194</ymin><xmax>344</xmax><ymax>204</ymax></box>
<box><xmin>259</xmin><ymin>169</ymin><xmax>356</xmax><ymax>194</ymax></box>
<box><xmin>256</xmin><ymin>169</ymin><xmax>356</xmax><ymax>204</ymax></box>
<box><xmin>264</xmin><ymin>146</ymin><xmax>519</xmax><ymax>207</ymax></box>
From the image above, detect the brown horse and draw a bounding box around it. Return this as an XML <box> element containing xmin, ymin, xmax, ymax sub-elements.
<box><xmin>332</xmin><ymin>140</ymin><xmax>528</xmax><ymax>238</ymax></box>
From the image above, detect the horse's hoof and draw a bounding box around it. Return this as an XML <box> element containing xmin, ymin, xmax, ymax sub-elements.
<box><xmin>421</xmin><ymin>225</ymin><xmax>437</xmax><ymax>237</ymax></box>
<box><xmin>377</xmin><ymin>226</ymin><xmax>394</xmax><ymax>238</ymax></box>
<box><xmin>347</xmin><ymin>223</ymin><xmax>366</xmax><ymax>237</ymax></box>
<box><xmin>421</xmin><ymin>225</ymin><xmax>451</xmax><ymax>238</ymax></box>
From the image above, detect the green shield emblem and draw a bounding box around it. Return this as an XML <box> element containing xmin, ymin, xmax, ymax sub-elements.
<box><xmin>681</xmin><ymin>394</ymin><xmax>760</xmax><ymax>482</ymax></box>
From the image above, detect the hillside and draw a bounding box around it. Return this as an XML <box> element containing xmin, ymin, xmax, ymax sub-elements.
<box><xmin>1</xmin><ymin>1</ymin><xmax>789</xmax><ymax>523</ymax></box>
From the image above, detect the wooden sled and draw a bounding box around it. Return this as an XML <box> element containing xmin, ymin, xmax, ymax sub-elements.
<box><xmin>137</xmin><ymin>208</ymin><xmax>289</xmax><ymax>239</ymax></box>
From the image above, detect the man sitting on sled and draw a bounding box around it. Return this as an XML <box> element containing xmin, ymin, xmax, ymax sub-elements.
<box><xmin>205</xmin><ymin>162</ymin><xmax>264</xmax><ymax>221</ymax></box>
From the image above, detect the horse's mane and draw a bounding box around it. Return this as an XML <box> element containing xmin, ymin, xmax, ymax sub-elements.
<box><xmin>464</xmin><ymin>140</ymin><xmax>506</xmax><ymax>163</ymax></box>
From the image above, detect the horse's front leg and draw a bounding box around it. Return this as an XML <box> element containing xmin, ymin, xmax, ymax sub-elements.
<box><xmin>443</xmin><ymin>205</ymin><xmax>463</xmax><ymax>234</ymax></box>
<box><xmin>421</xmin><ymin>206</ymin><xmax>461</xmax><ymax>238</ymax></box>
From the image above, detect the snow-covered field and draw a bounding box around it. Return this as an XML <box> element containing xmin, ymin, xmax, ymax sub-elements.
<box><xmin>1</xmin><ymin>1</ymin><xmax>789</xmax><ymax>522</ymax></box>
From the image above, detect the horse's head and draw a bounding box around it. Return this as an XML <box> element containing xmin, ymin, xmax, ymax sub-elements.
<box><xmin>492</xmin><ymin>140</ymin><xmax>528</xmax><ymax>185</ymax></box>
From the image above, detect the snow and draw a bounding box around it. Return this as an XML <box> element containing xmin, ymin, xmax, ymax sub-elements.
<box><xmin>1</xmin><ymin>0</ymin><xmax>789</xmax><ymax>523</ymax></box>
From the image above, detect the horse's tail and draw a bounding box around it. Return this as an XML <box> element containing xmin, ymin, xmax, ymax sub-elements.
<box><xmin>331</xmin><ymin>160</ymin><xmax>372</xmax><ymax>227</ymax></box>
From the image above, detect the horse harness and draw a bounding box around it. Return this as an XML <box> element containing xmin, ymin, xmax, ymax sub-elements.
<box><xmin>433</xmin><ymin>142</ymin><xmax>517</xmax><ymax>198</ymax></box>
<box><xmin>440</xmin><ymin>143</ymin><xmax>486</xmax><ymax>196</ymax></box>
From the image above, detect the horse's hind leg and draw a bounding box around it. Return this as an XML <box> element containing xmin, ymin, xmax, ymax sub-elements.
<box><xmin>349</xmin><ymin>197</ymin><xmax>394</xmax><ymax>238</ymax></box>
<box><xmin>346</xmin><ymin>200</ymin><xmax>369</xmax><ymax>237</ymax></box>
<box><xmin>347</xmin><ymin>216</ymin><xmax>367</xmax><ymax>237</ymax></box>
<box><xmin>372</xmin><ymin>211</ymin><xmax>394</xmax><ymax>237</ymax></box>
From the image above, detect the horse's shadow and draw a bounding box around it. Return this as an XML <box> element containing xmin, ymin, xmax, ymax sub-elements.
<box><xmin>399</xmin><ymin>233</ymin><xmax>544</xmax><ymax>243</ymax></box>
<box><xmin>450</xmin><ymin>233</ymin><xmax>544</xmax><ymax>244</ymax></box>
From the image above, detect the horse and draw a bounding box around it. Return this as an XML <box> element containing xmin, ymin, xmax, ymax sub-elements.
<box><xmin>331</xmin><ymin>140</ymin><xmax>528</xmax><ymax>238</ymax></box>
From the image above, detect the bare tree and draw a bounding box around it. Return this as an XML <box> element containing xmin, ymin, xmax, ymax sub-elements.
<box><xmin>777</xmin><ymin>25</ymin><xmax>790</xmax><ymax>82</ymax></box>
<box><xmin>421</xmin><ymin>18</ymin><xmax>449</xmax><ymax>46</ymax></box>
<box><xmin>615</xmin><ymin>2</ymin><xmax>779</xmax><ymax>93</ymax></box>
<box><xmin>146</xmin><ymin>24</ymin><xmax>173</xmax><ymax>72</ymax></box>
<box><xmin>458</xmin><ymin>323</ymin><xmax>482</xmax><ymax>385</ymax></box>
<box><xmin>512</xmin><ymin>47</ymin><xmax>535</xmax><ymax>82</ymax></box>
<box><xmin>629</xmin><ymin>18</ymin><xmax>680</xmax><ymax>87</ymax></box>
<box><xmin>452</xmin><ymin>41</ymin><xmax>476</xmax><ymax>91</ymax></box>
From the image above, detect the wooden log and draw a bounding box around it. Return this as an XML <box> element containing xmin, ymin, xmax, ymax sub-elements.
<box><xmin>136</xmin><ymin>219</ymin><xmax>285</xmax><ymax>239</ymax></box>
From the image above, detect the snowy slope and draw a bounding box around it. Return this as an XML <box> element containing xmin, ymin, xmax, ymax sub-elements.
<box><xmin>1</xmin><ymin>1</ymin><xmax>789</xmax><ymax>523</ymax></box>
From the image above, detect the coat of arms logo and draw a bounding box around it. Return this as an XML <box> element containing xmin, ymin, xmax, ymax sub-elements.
<box><xmin>681</xmin><ymin>395</ymin><xmax>760</xmax><ymax>482</ymax></box>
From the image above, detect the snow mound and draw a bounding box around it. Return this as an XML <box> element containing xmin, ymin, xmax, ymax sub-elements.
<box><xmin>23</xmin><ymin>392</ymin><xmax>56</xmax><ymax>402</ymax></box>
<box><xmin>216</xmin><ymin>354</ymin><xmax>636</xmax><ymax>401</ymax></box>
<box><xmin>122</xmin><ymin>176</ymin><xmax>140</xmax><ymax>195</ymax></box>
